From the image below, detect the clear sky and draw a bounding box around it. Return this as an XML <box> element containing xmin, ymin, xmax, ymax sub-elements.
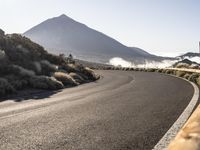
<box><xmin>0</xmin><ymin>0</ymin><xmax>199</xmax><ymax>56</ymax></box>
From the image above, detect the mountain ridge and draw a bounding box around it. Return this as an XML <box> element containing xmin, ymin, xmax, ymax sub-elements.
<box><xmin>24</xmin><ymin>14</ymin><xmax>165</xmax><ymax>64</ymax></box>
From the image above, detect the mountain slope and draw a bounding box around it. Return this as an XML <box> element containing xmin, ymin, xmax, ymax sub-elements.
<box><xmin>24</xmin><ymin>14</ymin><xmax>161</xmax><ymax>64</ymax></box>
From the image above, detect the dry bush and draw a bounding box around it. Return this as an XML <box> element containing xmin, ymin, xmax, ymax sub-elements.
<box><xmin>29</xmin><ymin>76</ymin><xmax>64</xmax><ymax>90</ymax></box>
<box><xmin>190</xmin><ymin>64</ymin><xmax>200</xmax><ymax>69</ymax></box>
<box><xmin>156</xmin><ymin>69</ymin><xmax>163</xmax><ymax>73</ymax></box>
<box><xmin>146</xmin><ymin>68</ymin><xmax>156</xmax><ymax>72</ymax></box>
<box><xmin>196</xmin><ymin>76</ymin><xmax>200</xmax><ymax>86</ymax></box>
<box><xmin>188</xmin><ymin>73</ymin><xmax>199</xmax><ymax>83</ymax></box>
<box><xmin>175</xmin><ymin>71</ymin><xmax>186</xmax><ymax>77</ymax></box>
<box><xmin>69</xmin><ymin>72</ymin><xmax>85</xmax><ymax>84</ymax></box>
<box><xmin>0</xmin><ymin>78</ymin><xmax>15</xmax><ymax>96</ymax></box>
<box><xmin>183</xmin><ymin>73</ymin><xmax>190</xmax><ymax>80</ymax></box>
<box><xmin>83</xmin><ymin>67</ymin><xmax>100</xmax><ymax>80</ymax></box>
<box><xmin>129</xmin><ymin>68</ymin><xmax>134</xmax><ymax>71</ymax></box>
<box><xmin>165</xmin><ymin>69</ymin><xmax>174</xmax><ymax>74</ymax></box>
<box><xmin>53</xmin><ymin>72</ymin><xmax>79</xmax><ymax>86</ymax></box>
<box><xmin>61</xmin><ymin>64</ymin><xmax>83</xmax><ymax>73</ymax></box>
<box><xmin>175</xmin><ymin>63</ymin><xmax>189</xmax><ymax>68</ymax></box>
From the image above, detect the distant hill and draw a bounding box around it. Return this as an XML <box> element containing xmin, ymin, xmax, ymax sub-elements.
<box><xmin>24</xmin><ymin>14</ymin><xmax>165</xmax><ymax>64</ymax></box>
<box><xmin>177</xmin><ymin>52</ymin><xmax>200</xmax><ymax>59</ymax></box>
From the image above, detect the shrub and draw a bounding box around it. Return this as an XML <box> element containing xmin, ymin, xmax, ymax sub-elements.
<box><xmin>69</xmin><ymin>72</ymin><xmax>85</xmax><ymax>84</ymax></box>
<box><xmin>11</xmin><ymin>80</ymin><xmax>28</xmax><ymax>90</ymax></box>
<box><xmin>190</xmin><ymin>64</ymin><xmax>199</xmax><ymax>69</ymax></box>
<box><xmin>32</xmin><ymin>61</ymin><xmax>42</xmax><ymax>74</ymax></box>
<box><xmin>183</xmin><ymin>73</ymin><xmax>190</xmax><ymax>80</ymax></box>
<box><xmin>176</xmin><ymin>63</ymin><xmax>189</xmax><ymax>68</ymax></box>
<box><xmin>129</xmin><ymin>68</ymin><xmax>134</xmax><ymax>71</ymax></box>
<box><xmin>0</xmin><ymin>78</ymin><xmax>15</xmax><ymax>96</ymax></box>
<box><xmin>29</xmin><ymin>76</ymin><xmax>64</xmax><ymax>90</ymax></box>
<box><xmin>12</xmin><ymin>65</ymin><xmax>35</xmax><ymax>78</ymax></box>
<box><xmin>156</xmin><ymin>69</ymin><xmax>163</xmax><ymax>73</ymax></box>
<box><xmin>40</xmin><ymin>60</ymin><xmax>57</xmax><ymax>76</ymax></box>
<box><xmin>188</xmin><ymin>73</ymin><xmax>199</xmax><ymax>83</ymax></box>
<box><xmin>165</xmin><ymin>69</ymin><xmax>174</xmax><ymax>74</ymax></box>
<box><xmin>196</xmin><ymin>76</ymin><xmax>200</xmax><ymax>86</ymax></box>
<box><xmin>83</xmin><ymin>67</ymin><xmax>100</xmax><ymax>80</ymax></box>
<box><xmin>146</xmin><ymin>68</ymin><xmax>156</xmax><ymax>72</ymax></box>
<box><xmin>5</xmin><ymin>75</ymin><xmax>28</xmax><ymax>90</ymax></box>
<box><xmin>175</xmin><ymin>71</ymin><xmax>186</xmax><ymax>77</ymax></box>
<box><xmin>61</xmin><ymin>64</ymin><xmax>83</xmax><ymax>73</ymax></box>
<box><xmin>162</xmin><ymin>69</ymin><xmax>167</xmax><ymax>73</ymax></box>
<box><xmin>53</xmin><ymin>72</ymin><xmax>78</xmax><ymax>86</ymax></box>
<box><xmin>135</xmin><ymin>68</ymin><xmax>139</xmax><ymax>71</ymax></box>
<box><xmin>0</xmin><ymin>50</ymin><xmax>6</xmax><ymax>60</ymax></box>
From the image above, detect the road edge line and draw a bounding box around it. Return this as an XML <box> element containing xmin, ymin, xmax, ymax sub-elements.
<box><xmin>152</xmin><ymin>75</ymin><xmax>199</xmax><ymax>150</ymax></box>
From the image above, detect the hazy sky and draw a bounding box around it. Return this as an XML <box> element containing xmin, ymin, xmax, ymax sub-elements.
<box><xmin>0</xmin><ymin>0</ymin><xmax>200</xmax><ymax>56</ymax></box>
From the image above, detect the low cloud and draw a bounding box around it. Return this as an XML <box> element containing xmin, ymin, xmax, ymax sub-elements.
<box><xmin>109</xmin><ymin>57</ymin><xmax>177</xmax><ymax>68</ymax></box>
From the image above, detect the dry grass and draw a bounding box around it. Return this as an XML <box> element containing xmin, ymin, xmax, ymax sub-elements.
<box><xmin>53</xmin><ymin>72</ymin><xmax>79</xmax><ymax>86</ymax></box>
<box><xmin>175</xmin><ymin>71</ymin><xmax>186</xmax><ymax>77</ymax></box>
<box><xmin>188</xmin><ymin>73</ymin><xmax>199</xmax><ymax>83</ymax></box>
<box><xmin>69</xmin><ymin>72</ymin><xmax>85</xmax><ymax>84</ymax></box>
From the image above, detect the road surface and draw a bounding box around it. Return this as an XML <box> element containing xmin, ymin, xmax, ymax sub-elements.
<box><xmin>0</xmin><ymin>70</ymin><xmax>194</xmax><ymax>150</ymax></box>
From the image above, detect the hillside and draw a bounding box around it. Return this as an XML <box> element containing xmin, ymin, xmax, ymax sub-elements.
<box><xmin>177</xmin><ymin>52</ymin><xmax>200</xmax><ymax>59</ymax></box>
<box><xmin>0</xmin><ymin>29</ymin><xmax>99</xmax><ymax>97</ymax></box>
<box><xmin>24</xmin><ymin>14</ymin><xmax>164</xmax><ymax>64</ymax></box>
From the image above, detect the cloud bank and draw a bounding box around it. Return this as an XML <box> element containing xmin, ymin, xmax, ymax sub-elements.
<box><xmin>109</xmin><ymin>56</ymin><xmax>200</xmax><ymax>68</ymax></box>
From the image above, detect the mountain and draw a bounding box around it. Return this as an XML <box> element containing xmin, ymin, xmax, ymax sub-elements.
<box><xmin>24</xmin><ymin>14</ymin><xmax>163</xmax><ymax>64</ymax></box>
<box><xmin>129</xmin><ymin>47</ymin><xmax>151</xmax><ymax>56</ymax></box>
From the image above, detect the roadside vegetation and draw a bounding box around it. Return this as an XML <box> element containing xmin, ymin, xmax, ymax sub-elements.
<box><xmin>97</xmin><ymin>65</ymin><xmax>200</xmax><ymax>87</ymax></box>
<box><xmin>0</xmin><ymin>29</ymin><xmax>99</xmax><ymax>97</ymax></box>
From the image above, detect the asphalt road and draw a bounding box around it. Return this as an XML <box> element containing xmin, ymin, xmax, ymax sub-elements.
<box><xmin>0</xmin><ymin>70</ymin><xmax>194</xmax><ymax>150</ymax></box>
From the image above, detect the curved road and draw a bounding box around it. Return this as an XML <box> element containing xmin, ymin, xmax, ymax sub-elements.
<box><xmin>0</xmin><ymin>70</ymin><xmax>194</xmax><ymax>150</ymax></box>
